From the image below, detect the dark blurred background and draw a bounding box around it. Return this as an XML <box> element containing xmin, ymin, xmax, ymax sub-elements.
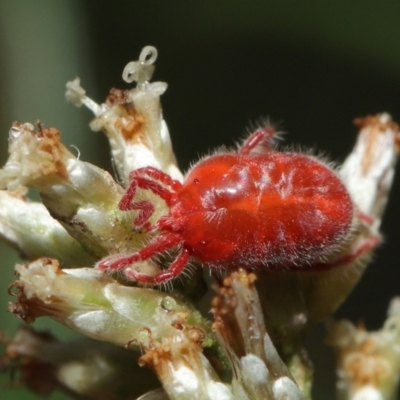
<box><xmin>1</xmin><ymin>1</ymin><xmax>400</xmax><ymax>399</ymax></box>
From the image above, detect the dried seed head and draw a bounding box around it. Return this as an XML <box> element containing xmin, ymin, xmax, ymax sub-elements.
<box><xmin>327</xmin><ymin>297</ymin><xmax>400</xmax><ymax>399</ymax></box>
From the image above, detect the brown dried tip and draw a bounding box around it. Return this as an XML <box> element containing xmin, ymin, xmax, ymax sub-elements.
<box><xmin>136</xmin><ymin>322</ymin><xmax>208</xmax><ymax>399</ymax></box>
<box><xmin>138</xmin><ymin>320</ymin><xmax>206</xmax><ymax>367</ymax></box>
<box><xmin>329</xmin><ymin>325</ymin><xmax>390</xmax><ymax>390</ymax></box>
<box><xmin>12</xmin><ymin>122</ymin><xmax>69</xmax><ymax>180</ymax></box>
<box><xmin>7</xmin><ymin>259</ymin><xmax>63</xmax><ymax>324</ymax></box>
<box><xmin>354</xmin><ymin>114</ymin><xmax>400</xmax><ymax>155</ymax></box>
<box><xmin>345</xmin><ymin>358</ymin><xmax>388</xmax><ymax>389</ymax></box>
<box><xmin>351</xmin><ymin>113</ymin><xmax>400</xmax><ymax>177</ymax></box>
<box><xmin>106</xmin><ymin>88</ymin><xmax>130</xmax><ymax>106</ymax></box>
<box><xmin>354</xmin><ymin>114</ymin><xmax>399</xmax><ymax>132</ymax></box>
<box><xmin>118</xmin><ymin>113</ymin><xmax>146</xmax><ymax>143</ymax></box>
<box><xmin>107</xmin><ymin>91</ymin><xmax>147</xmax><ymax>144</ymax></box>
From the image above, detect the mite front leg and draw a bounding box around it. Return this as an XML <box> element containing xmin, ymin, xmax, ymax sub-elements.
<box><xmin>130</xmin><ymin>166</ymin><xmax>182</xmax><ymax>193</ymax></box>
<box><xmin>302</xmin><ymin>209</ymin><xmax>381</xmax><ymax>272</ymax></box>
<box><xmin>119</xmin><ymin>171</ymin><xmax>179</xmax><ymax>229</ymax></box>
<box><xmin>97</xmin><ymin>232</ymin><xmax>183</xmax><ymax>273</ymax></box>
<box><xmin>125</xmin><ymin>248</ymin><xmax>190</xmax><ymax>284</ymax></box>
<box><xmin>324</xmin><ymin>210</ymin><xmax>381</xmax><ymax>270</ymax></box>
<box><xmin>304</xmin><ymin>234</ymin><xmax>381</xmax><ymax>271</ymax></box>
<box><xmin>119</xmin><ymin>180</ymin><xmax>155</xmax><ymax>229</ymax></box>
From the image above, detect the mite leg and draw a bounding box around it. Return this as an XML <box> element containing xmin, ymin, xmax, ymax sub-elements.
<box><xmin>127</xmin><ymin>201</ymin><xmax>155</xmax><ymax>228</ymax></box>
<box><xmin>239</xmin><ymin>126</ymin><xmax>277</xmax><ymax>155</ymax></box>
<box><xmin>326</xmin><ymin>210</ymin><xmax>381</xmax><ymax>269</ymax></box>
<box><xmin>97</xmin><ymin>232</ymin><xmax>183</xmax><ymax>272</ymax></box>
<box><xmin>358</xmin><ymin>211</ymin><xmax>375</xmax><ymax>226</ymax></box>
<box><xmin>125</xmin><ymin>248</ymin><xmax>190</xmax><ymax>284</ymax></box>
<box><xmin>324</xmin><ymin>210</ymin><xmax>381</xmax><ymax>269</ymax></box>
<box><xmin>134</xmin><ymin>177</ymin><xmax>177</xmax><ymax>206</ymax></box>
<box><xmin>119</xmin><ymin>172</ymin><xmax>180</xmax><ymax>228</ymax></box>
<box><xmin>120</xmin><ymin>176</ymin><xmax>177</xmax><ymax>210</ymax></box>
<box><xmin>129</xmin><ymin>167</ymin><xmax>182</xmax><ymax>192</ymax></box>
<box><xmin>118</xmin><ymin>180</ymin><xmax>154</xmax><ymax>228</ymax></box>
<box><xmin>330</xmin><ymin>235</ymin><xmax>381</xmax><ymax>268</ymax></box>
<box><xmin>302</xmin><ymin>234</ymin><xmax>381</xmax><ymax>271</ymax></box>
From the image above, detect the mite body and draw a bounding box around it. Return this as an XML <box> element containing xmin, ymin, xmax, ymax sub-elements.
<box><xmin>98</xmin><ymin>127</ymin><xmax>355</xmax><ymax>284</ymax></box>
<box><xmin>175</xmin><ymin>151</ymin><xmax>353</xmax><ymax>268</ymax></box>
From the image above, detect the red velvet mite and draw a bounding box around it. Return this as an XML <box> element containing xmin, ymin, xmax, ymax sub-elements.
<box><xmin>97</xmin><ymin>127</ymin><xmax>355</xmax><ymax>284</ymax></box>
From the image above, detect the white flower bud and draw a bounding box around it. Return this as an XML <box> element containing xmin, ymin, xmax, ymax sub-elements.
<box><xmin>0</xmin><ymin>122</ymin><xmax>148</xmax><ymax>259</ymax></box>
<box><xmin>10</xmin><ymin>258</ymin><xmax>212</xmax><ymax>348</ymax></box>
<box><xmin>66</xmin><ymin>47</ymin><xmax>183</xmax><ymax>187</ymax></box>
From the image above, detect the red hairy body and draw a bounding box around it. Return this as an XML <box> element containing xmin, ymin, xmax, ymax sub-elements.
<box><xmin>98</xmin><ymin>127</ymin><xmax>355</xmax><ymax>284</ymax></box>
<box><xmin>174</xmin><ymin>153</ymin><xmax>352</xmax><ymax>268</ymax></box>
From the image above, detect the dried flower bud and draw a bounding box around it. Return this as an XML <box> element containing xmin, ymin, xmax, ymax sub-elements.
<box><xmin>138</xmin><ymin>325</ymin><xmax>232</xmax><ymax>400</ymax></box>
<box><xmin>0</xmin><ymin>122</ymin><xmax>148</xmax><ymax>259</ymax></box>
<box><xmin>341</xmin><ymin>113</ymin><xmax>400</xmax><ymax>222</ymax></box>
<box><xmin>327</xmin><ymin>297</ymin><xmax>400</xmax><ymax>400</ymax></box>
<box><xmin>66</xmin><ymin>46</ymin><xmax>182</xmax><ymax>187</ymax></box>
<box><xmin>8</xmin><ymin>258</ymin><xmax>213</xmax><ymax>349</ymax></box>
<box><xmin>300</xmin><ymin>114</ymin><xmax>400</xmax><ymax>324</ymax></box>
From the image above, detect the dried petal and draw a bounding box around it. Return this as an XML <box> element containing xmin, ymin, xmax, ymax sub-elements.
<box><xmin>327</xmin><ymin>297</ymin><xmax>400</xmax><ymax>400</ymax></box>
